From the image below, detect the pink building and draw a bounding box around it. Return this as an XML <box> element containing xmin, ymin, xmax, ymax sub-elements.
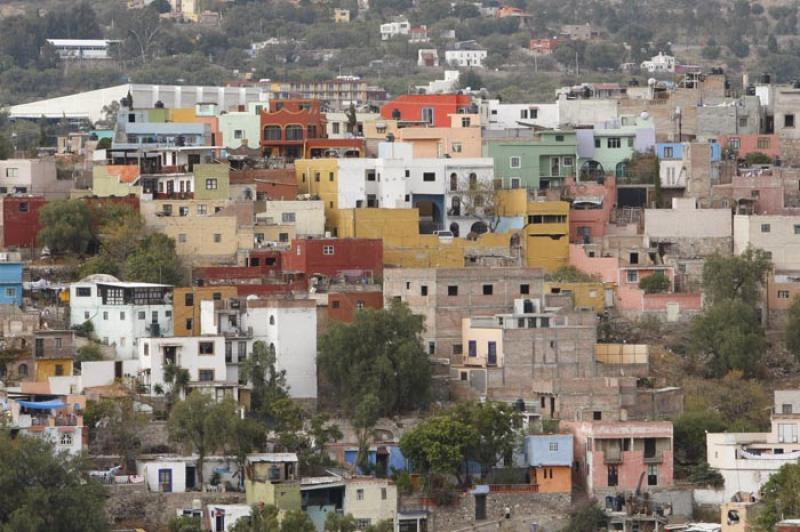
<box><xmin>563</xmin><ymin>420</ymin><xmax>674</xmax><ymax>496</ymax></box>
<box><xmin>565</xmin><ymin>176</ymin><xmax>616</xmax><ymax>243</ymax></box>
<box><xmin>716</xmin><ymin>134</ymin><xmax>781</xmax><ymax>161</ymax></box>
<box><xmin>711</xmin><ymin>171</ymin><xmax>800</xmax><ymax>215</ymax></box>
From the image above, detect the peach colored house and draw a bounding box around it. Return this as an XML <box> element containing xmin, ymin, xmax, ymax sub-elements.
<box><xmin>569</xmin><ymin>244</ymin><xmax>702</xmax><ymax>320</ymax></box>
<box><xmin>564</xmin><ymin>176</ymin><xmax>616</xmax><ymax>243</ymax></box>
<box><xmin>711</xmin><ymin>170</ymin><xmax>800</xmax><ymax>215</ymax></box>
<box><xmin>396</xmin><ymin>113</ymin><xmax>482</xmax><ymax>159</ymax></box>
<box><xmin>767</xmin><ymin>271</ymin><xmax>800</xmax><ymax>327</ymax></box>
<box><xmin>563</xmin><ymin>420</ymin><xmax>674</xmax><ymax>497</ymax></box>
<box><xmin>716</xmin><ymin>134</ymin><xmax>781</xmax><ymax>160</ymax></box>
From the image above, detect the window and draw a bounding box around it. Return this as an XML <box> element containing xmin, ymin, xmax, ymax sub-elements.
<box><xmin>452</xmin><ymin>142</ymin><xmax>463</xmax><ymax>153</ymax></box>
<box><xmin>779</xmin><ymin>290</ymin><xmax>791</xmax><ymax>299</ymax></box>
<box><xmin>286</xmin><ymin>125</ymin><xmax>304</xmax><ymax>140</ymax></box>
<box><xmin>626</xmin><ymin>271</ymin><xmax>639</xmax><ymax>283</ymax></box>
<box><xmin>783</xmin><ymin>404</ymin><xmax>793</xmax><ymax>415</ymax></box>
<box><xmin>199</xmin><ymin>369</ymin><xmax>215</xmax><ymax>382</ymax></box>
<box><xmin>17</xmin><ymin>363</ymin><xmax>27</xmax><ymax>377</ymax></box>
<box><xmin>214</xmin><ymin>233</ymin><xmax>222</xmax><ymax>243</ymax></box>
<box><xmin>234</xmin><ymin>129</ymin><xmax>243</xmax><ymax>139</ymax></box>
<box><xmin>5</xmin><ymin>168</ymin><xmax>18</xmax><ymax>177</ymax></box>
<box><xmin>119</xmin><ymin>311</ymin><xmax>126</xmax><ymax>320</ymax></box>
<box><xmin>138</xmin><ymin>311</ymin><xmax>146</xmax><ymax>320</ymax></box>
<box><xmin>55</xmin><ymin>364</ymin><xmax>64</xmax><ymax>376</ymax></box>
<box><xmin>549</xmin><ymin>442</ymin><xmax>559</xmax><ymax>452</ymax></box>
<box><xmin>18</xmin><ymin>202</ymin><xmax>28</xmax><ymax>213</ymax></box>
<box><xmin>199</xmin><ymin>342</ymin><xmax>214</xmax><ymax>355</ymax></box>
<box><xmin>448</xmin><ymin>285</ymin><xmax>458</xmax><ymax>296</ymax></box>
<box><xmin>197</xmin><ymin>204</ymin><xmax>207</xmax><ymax>215</ymax></box>
<box><xmin>178</xmin><ymin>234</ymin><xmax>187</xmax><ymax>243</ymax></box>
<box><xmin>421</xmin><ymin>285</ymin><xmax>428</xmax><ymax>296</ymax></box>
<box><xmin>332</xmin><ymin>122</ymin><xmax>340</xmax><ymax>134</ymax></box>
<box><xmin>204</xmin><ymin>178</ymin><xmax>218</xmax><ymax>191</ymax></box>
<box><xmin>664</xmin><ymin>146</ymin><xmax>673</xmax><ymax>158</ymax></box>
<box><xmin>729</xmin><ymin>137</ymin><xmax>740</xmax><ymax>150</ymax></box>
<box><xmin>593</xmin><ymin>411</ymin><xmax>602</xmax><ymax>420</ymax></box>
<box><xmin>60</xmin><ymin>433</ymin><xmax>73</xmax><ymax>446</ymax></box>
<box><xmin>279</xmin><ymin>233</ymin><xmax>289</xmax><ymax>242</ymax></box>
<box><xmin>323</xmin><ymin>245</ymin><xmax>334</xmax><ymax>255</ymax></box>
<box><xmin>329</xmin><ymin>172</ymin><xmax>334</xmax><ymax>182</ymax></box>
<box><xmin>178</xmin><ymin>206</ymin><xmax>189</xmax><ymax>217</ymax></box>
<box><xmin>594</xmin><ymin>138</ymin><xmax>601</xmax><ymax>148</ymax></box>
<box><xmin>509</xmin><ymin>156</ymin><xmax>521</xmax><ymax>169</ymax></box>
<box><xmin>356</xmin><ymin>300</ymin><xmax>365</xmax><ymax>310</ymax></box>
<box><xmin>282</xmin><ymin>212</ymin><xmax>296</xmax><ymax>223</ymax></box>
<box><xmin>185</xmin><ymin>318</ymin><xmax>193</xmax><ymax>331</ymax></box>
<box><xmin>421</xmin><ymin>107</ymin><xmax>434</xmax><ymax>125</ymax></box>
<box><xmin>185</xmin><ymin>293</ymin><xmax>194</xmax><ymax>306</ymax></box>
<box><xmin>423</xmin><ymin>172</ymin><xmax>436</xmax><ymax>182</ymax></box>
<box><xmin>761</xmin><ymin>224</ymin><xmax>771</xmax><ymax>233</ymax></box>
<box><xmin>468</xmin><ymin>340</ymin><xmax>477</xmax><ymax>357</ymax></box>
<box><xmin>77</xmin><ymin>287</ymin><xmax>91</xmax><ymax>297</ymax></box>
<box><xmin>758</xmin><ymin>137</ymin><xmax>770</xmax><ymax>149</ymax></box>
<box><xmin>355</xmin><ymin>520</ymin><xmax>371</xmax><ymax>529</ymax></box>
<box><xmin>795</xmin><ymin>224</ymin><xmax>800</xmax><ymax>234</ymax></box>
<box><xmin>627</xmin><ymin>137</ymin><xmax>634</xmax><ymax>147</ymax></box>
<box><xmin>213</xmin><ymin>292</ymin><xmax>221</xmax><ymax>300</ymax></box>
<box><xmin>562</xmin><ymin>156</ymin><xmax>573</xmax><ymax>167</ymax></box>
<box><xmin>453</xmin><ymin>344</ymin><xmax>463</xmax><ymax>355</ymax></box>
<box><xmin>103</xmin><ymin>311</ymin><xmax>109</xmax><ymax>320</ymax></box>
<box><xmin>461</xmin><ymin>117</ymin><xmax>471</xmax><ymax>127</ymax></box>
<box><xmin>608</xmin><ymin>465</ymin><xmax>618</xmax><ymax>486</ymax></box>
<box><xmin>520</xmin><ymin>284</ymin><xmax>530</xmax><ymax>295</ymax></box>
<box><xmin>356</xmin><ymin>489</ymin><xmax>365</xmax><ymax>501</ymax></box>
<box><xmin>647</xmin><ymin>464</ymin><xmax>658</xmax><ymax>486</ymax></box>
<box><xmin>482</xmin><ymin>284</ymin><xmax>493</xmax><ymax>295</ymax></box>
<box><xmin>34</xmin><ymin>338</ymin><xmax>44</xmax><ymax>357</ymax></box>
<box><xmin>786</xmin><ymin>114</ymin><xmax>796</xmax><ymax>128</ymax></box>
<box><xmin>607</xmin><ymin>137</ymin><xmax>621</xmax><ymax>148</ymax></box>
<box><xmin>4</xmin><ymin>288</ymin><xmax>14</xmax><ymax>298</ymax></box>
<box><xmin>381</xmin><ymin>488</ymin><xmax>387</xmax><ymax>500</ymax></box>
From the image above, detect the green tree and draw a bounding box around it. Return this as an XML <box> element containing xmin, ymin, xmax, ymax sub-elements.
<box><xmin>701</xmin><ymin>248</ymin><xmax>772</xmax><ymax>306</ymax></box>
<box><xmin>562</xmin><ymin>502</ymin><xmax>608</xmax><ymax>532</ymax></box>
<box><xmin>786</xmin><ymin>296</ymin><xmax>800</xmax><ymax>360</ymax></box>
<box><xmin>638</xmin><ymin>272</ymin><xmax>670</xmax><ymax>294</ymax></box>
<box><xmin>458</xmin><ymin>69</ymin><xmax>484</xmax><ymax>90</ymax></box>
<box><xmin>325</xmin><ymin>512</ymin><xmax>357</xmax><ymax>532</ymax></box>
<box><xmin>168</xmin><ymin>515</ymin><xmax>201</xmax><ymax>532</ymax></box>
<box><xmin>318</xmin><ymin>301</ymin><xmax>431</xmax><ymax>416</ymax></box>
<box><xmin>226</xmin><ymin>416</ymin><xmax>265</xmax><ymax>489</ymax></box>
<box><xmin>353</xmin><ymin>393</ymin><xmax>380</xmax><ymax>474</ymax></box>
<box><xmin>400</xmin><ymin>413</ymin><xmax>478</xmax><ymax>486</ymax></box>
<box><xmin>0</xmin><ymin>432</ymin><xmax>108</xmax><ymax>531</ymax></box>
<box><xmin>673</xmin><ymin>409</ymin><xmax>727</xmax><ymax>467</ymax></box>
<box><xmin>745</xmin><ymin>151</ymin><xmax>772</xmax><ymax>165</ymax></box>
<box><xmin>757</xmin><ymin>463</ymin><xmax>800</xmax><ymax>530</ymax></box>
<box><xmin>230</xmin><ymin>505</ymin><xmax>279</xmax><ymax>532</ymax></box>
<box><xmin>453</xmin><ymin>401</ymin><xmax>521</xmax><ymax>478</ymax></box>
<box><xmin>124</xmin><ymin>233</ymin><xmax>185</xmax><ymax>285</ymax></box>
<box><xmin>76</xmin><ymin>342</ymin><xmax>104</xmax><ymax>368</ymax></box>
<box><xmin>547</xmin><ymin>265</ymin><xmax>596</xmax><ymax>282</ymax></box>
<box><xmin>37</xmin><ymin>200</ymin><xmax>94</xmax><ymax>254</ymax></box>
<box><xmin>278</xmin><ymin>510</ymin><xmax>316</xmax><ymax>532</ymax></box>
<box><xmin>239</xmin><ymin>341</ymin><xmax>303</xmax><ymax>431</ymax></box>
<box><xmin>689</xmin><ymin>300</ymin><xmax>766</xmax><ymax>378</ymax></box>
<box><xmin>169</xmin><ymin>394</ymin><xmax>236</xmax><ymax>491</ymax></box>
<box><xmin>701</xmin><ymin>38</ymin><xmax>721</xmax><ymax>60</ymax></box>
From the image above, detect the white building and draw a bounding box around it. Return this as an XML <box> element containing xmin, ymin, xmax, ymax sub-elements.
<box><xmin>208</xmin><ymin>504</ymin><xmax>252</xmax><ymax>532</ymax></box>
<box><xmin>197</xmin><ymin>297</ymin><xmax>319</xmax><ymax>401</ymax></box>
<box><xmin>69</xmin><ymin>275</ymin><xmax>174</xmax><ymax>359</ymax></box>
<box><xmin>415</xmin><ymin>71</ymin><xmax>460</xmax><ymax>95</ymax></box>
<box><xmin>380</xmin><ymin>21</ymin><xmax>410</xmax><ymax>40</ymax></box>
<box><xmin>335</xmin><ymin>142</ymin><xmax>496</xmax><ymax>236</ymax></box>
<box><xmin>734</xmin><ymin>214</ymin><xmax>800</xmax><ymax>271</ymax></box>
<box><xmin>444</xmin><ymin>49</ymin><xmax>488</xmax><ymax>68</ymax></box>
<box><xmin>480</xmin><ymin>99</ymin><xmax>560</xmax><ymax>130</ymax></box>
<box><xmin>659</xmin><ymin>159</ymin><xmax>688</xmax><ymax>188</ymax></box>
<box><xmin>707</xmin><ymin>390</ymin><xmax>800</xmax><ymax>501</ymax></box>
<box><xmin>0</xmin><ymin>159</ymin><xmax>73</xmax><ymax>198</ymax></box>
<box><xmin>137</xmin><ymin>455</ymin><xmax>239</xmax><ymax>493</ymax></box>
<box><xmin>46</xmin><ymin>39</ymin><xmax>120</xmax><ymax>60</ymax></box>
<box><xmin>325</xmin><ymin>111</ymin><xmax>380</xmax><ymax>139</ymax></box>
<box><xmin>641</xmin><ymin>52</ymin><xmax>676</xmax><ymax>73</ymax></box>
<box><xmin>343</xmin><ymin>478</ymin><xmax>398</xmax><ymax>530</ymax></box>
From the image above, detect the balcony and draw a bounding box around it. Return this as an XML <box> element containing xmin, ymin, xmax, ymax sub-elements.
<box><xmin>604</xmin><ymin>450</ymin><xmax>623</xmax><ymax>464</ymax></box>
<box><xmin>644</xmin><ymin>452</ymin><xmax>663</xmax><ymax>464</ymax></box>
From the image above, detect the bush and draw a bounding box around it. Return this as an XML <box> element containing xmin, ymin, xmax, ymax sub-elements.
<box><xmin>687</xmin><ymin>462</ymin><xmax>725</xmax><ymax>487</ymax></box>
<box><xmin>745</xmin><ymin>151</ymin><xmax>772</xmax><ymax>165</ymax></box>
<box><xmin>639</xmin><ymin>272</ymin><xmax>670</xmax><ymax>293</ymax></box>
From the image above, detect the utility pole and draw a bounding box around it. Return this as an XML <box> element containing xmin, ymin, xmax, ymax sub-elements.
<box><xmin>576</xmin><ymin>50</ymin><xmax>579</xmax><ymax>76</ymax></box>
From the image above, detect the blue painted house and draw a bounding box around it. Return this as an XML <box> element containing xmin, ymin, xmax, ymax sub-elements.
<box><xmin>656</xmin><ymin>142</ymin><xmax>721</xmax><ymax>161</ymax></box>
<box><xmin>523</xmin><ymin>434</ymin><xmax>573</xmax><ymax>493</ymax></box>
<box><xmin>0</xmin><ymin>262</ymin><xmax>23</xmax><ymax>307</ymax></box>
<box><xmin>343</xmin><ymin>444</ymin><xmax>409</xmax><ymax>474</ymax></box>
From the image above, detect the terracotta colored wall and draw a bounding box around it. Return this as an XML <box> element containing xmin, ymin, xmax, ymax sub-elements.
<box><xmin>531</xmin><ymin>466</ymin><xmax>572</xmax><ymax>493</ymax></box>
<box><xmin>718</xmin><ymin>134</ymin><xmax>781</xmax><ymax>159</ymax></box>
<box><xmin>327</xmin><ymin>291</ymin><xmax>383</xmax><ymax>323</ymax></box>
<box><xmin>590</xmin><ymin>449</ymin><xmax>673</xmax><ymax>491</ymax></box>
<box><xmin>380</xmin><ymin>95</ymin><xmax>472</xmax><ymax>128</ymax></box>
<box><xmin>3</xmin><ymin>196</ymin><xmax>46</xmax><ymax>248</ymax></box>
<box><xmin>282</xmin><ymin>239</ymin><xmax>383</xmax><ymax>280</ymax></box>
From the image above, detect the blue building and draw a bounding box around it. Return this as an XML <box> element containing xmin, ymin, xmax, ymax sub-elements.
<box><xmin>656</xmin><ymin>142</ymin><xmax>721</xmax><ymax>161</ymax></box>
<box><xmin>343</xmin><ymin>444</ymin><xmax>409</xmax><ymax>474</ymax></box>
<box><xmin>524</xmin><ymin>434</ymin><xmax>573</xmax><ymax>467</ymax></box>
<box><xmin>0</xmin><ymin>262</ymin><xmax>23</xmax><ymax>307</ymax></box>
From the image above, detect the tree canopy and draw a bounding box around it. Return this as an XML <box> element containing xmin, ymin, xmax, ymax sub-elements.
<box><xmin>757</xmin><ymin>463</ymin><xmax>800</xmax><ymax>530</ymax></box>
<box><xmin>318</xmin><ymin>300</ymin><xmax>431</xmax><ymax>416</ymax></box>
<box><xmin>701</xmin><ymin>248</ymin><xmax>772</xmax><ymax>307</ymax></box>
<box><xmin>37</xmin><ymin>200</ymin><xmax>94</xmax><ymax>254</ymax></box>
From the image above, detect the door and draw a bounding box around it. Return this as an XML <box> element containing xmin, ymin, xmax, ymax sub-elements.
<box><xmin>215</xmin><ymin>513</ymin><xmax>224</xmax><ymax>531</ymax></box>
<box><xmin>158</xmin><ymin>468</ymin><xmax>172</xmax><ymax>492</ymax></box>
<box><xmin>550</xmin><ymin>157</ymin><xmax>560</xmax><ymax>177</ymax></box>
<box><xmin>644</xmin><ymin>438</ymin><xmax>656</xmax><ymax>459</ymax></box>
<box><xmin>185</xmin><ymin>465</ymin><xmax>196</xmax><ymax>490</ymax></box>
<box><xmin>607</xmin><ymin>465</ymin><xmax>618</xmax><ymax>487</ymax></box>
<box><xmin>475</xmin><ymin>494</ymin><xmax>487</xmax><ymax>520</ymax></box>
<box><xmin>487</xmin><ymin>342</ymin><xmax>497</xmax><ymax>366</ymax></box>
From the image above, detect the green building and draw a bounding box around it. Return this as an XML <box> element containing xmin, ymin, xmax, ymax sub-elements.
<box><xmin>483</xmin><ymin>130</ymin><xmax>578</xmax><ymax>190</ymax></box>
<box><xmin>193</xmin><ymin>163</ymin><xmax>230</xmax><ymax>200</ymax></box>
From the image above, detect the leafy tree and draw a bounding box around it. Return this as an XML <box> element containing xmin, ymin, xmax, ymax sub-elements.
<box><xmin>673</xmin><ymin>409</ymin><xmax>727</xmax><ymax>467</ymax></box>
<box><xmin>458</xmin><ymin>70</ymin><xmax>484</xmax><ymax>90</ymax></box>
<box><xmin>547</xmin><ymin>265</ymin><xmax>596</xmax><ymax>282</ymax></box>
<box><xmin>701</xmin><ymin>248</ymin><xmax>772</xmax><ymax>306</ymax></box>
<box><xmin>689</xmin><ymin>300</ymin><xmax>766</xmax><ymax>378</ymax></box>
<box><xmin>239</xmin><ymin>341</ymin><xmax>302</xmax><ymax>431</ymax></box>
<box><xmin>318</xmin><ymin>301</ymin><xmax>431</xmax><ymax>416</ymax></box>
<box><xmin>639</xmin><ymin>272</ymin><xmax>670</xmax><ymax>294</ymax></box>
<box><xmin>325</xmin><ymin>513</ymin><xmax>357</xmax><ymax>532</ymax></box>
<box><xmin>701</xmin><ymin>38</ymin><xmax>721</xmax><ymax>60</ymax></box>
<box><xmin>163</xmin><ymin>362</ymin><xmax>191</xmax><ymax>403</ymax></box>
<box><xmin>452</xmin><ymin>401</ymin><xmax>521</xmax><ymax>478</ymax></box>
<box><xmin>786</xmin><ymin>296</ymin><xmax>800</xmax><ymax>360</ymax></box>
<box><xmin>226</xmin><ymin>416</ymin><xmax>265</xmax><ymax>489</ymax></box>
<box><xmin>745</xmin><ymin>151</ymin><xmax>772</xmax><ymax>165</ymax></box>
<box><xmin>124</xmin><ymin>233</ymin><xmax>185</xmax><ymax>285</ymax></box>
<box><xmin>37</xmin><ymin>200</ymin><xmax>94</xmax><ymax>254</ymax></box>
<box><xmin>757</xmin><ymin>463</ymin><xmax>800</xmax><ymax>530</ymax></box>
<box><xmin>400</xmin><ymin>413</ymin><xmax>478</xmax><ymax>486</ymax></box>
<box><xmin>277</xmin><ymin>510</ymin><xmax>316</xmax><ymax>532</ymax></box>
<box><xmin>168</xmin><ymin>515</ymin><xmax>201</xmax><ymax>532</ymax></box>
<box><xmin>230</xmin><ymin>505</ymin><xmax>279</xmax><ymax>532</ymax></box>
<box><xmin>169</xmin><ymin>394</ymin><xmax>236</xmax><ymax>491</ymax></box>
<box><xmin>353</xmin><ymin>393</ymin><xmax>380</xmax><ymax>474</ymax></box>
<box><xmin>116</xmin><ymin>6</ymin><xmax>163</xmax><ymax>63</ymax></box>
<box><xmin>0</xmin><ymin>432</ymin><xmax>108</xmax><ymax>531</ymax></box>
<box><xmin>562</xmin><ymin>502</ymin><xmax>608</xmax><ymax>532</ymax></box>
<box><xmin>76</xmin><ymin>342</ymin><xmax>104</xmax><ymax>369</ymax></box>
<box><xmin>687</xmin><ymin>461</ymin><xmax>724</xmax><ymax>487</ymax></box>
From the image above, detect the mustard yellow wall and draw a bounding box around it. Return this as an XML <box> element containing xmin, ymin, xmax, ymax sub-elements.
<box><xmin>295</xmin><ymin>159</ymin><xmax>340</xmax><ymax>226</ymax></box>
<box><xmin>173</xmin><ymin>286</ymin><xmax>238</xmax><ymax>336</ymax></box>
<box><xmin>35</xmin><ymin>359</ymin><xmax>73</xmax><ymax>382</ymax></box>
<box><xmin>169</xmin><ymin>108</ymin><xmax>198</xmax><ymax>123</ymax></box>
<box><xmin>543</xmin><ymin>281</ymin><xmax>605</xmax><ymax>312</ymax></box>
<box><xmin>497</xmin><ymin>189</ymin><xmax>528</xmax><ymax>217</ymax></box>
<box><xmin>525</xmin><ymin>201</ymin><xmax>569</xmax><ymax>273</ymax></box>
<box><xmin>531</xmin><ymin>466</ymin><xmax>571</xmax><ymax>493</ymax></box>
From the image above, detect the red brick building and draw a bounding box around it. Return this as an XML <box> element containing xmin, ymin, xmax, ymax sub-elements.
<box><xmin>3</xmin><ymin>196</ymin><xmax>46</xmax><ymax>249</ymax></box>
<box><xmin>380</xmin><ymin>94</ymin><xmax>473</xmax><ymax>128</ymax></box>
<box><xmin>327</xmin><ymin>289</ymin><xmax>384</xmax><ymax>323</ymax></box>
<box><xmin>230</xmin><ymin>168</ymin><xmax>298</xmax><ymax>201</ymax></box>
<box><xmin>281</xmin><ymin>238</ymin><xmax>383</xmax><ymax>282</ymax></box>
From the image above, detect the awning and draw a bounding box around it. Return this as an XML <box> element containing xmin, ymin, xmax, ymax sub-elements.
<box><xmin>16</xmin><ymin>399</ymin><xmax>65</xmax><ymax>410</ymax></box>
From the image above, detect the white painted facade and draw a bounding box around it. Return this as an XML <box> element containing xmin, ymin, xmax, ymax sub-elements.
<box><xmin>415</xmin><ymin>71</ymin><xmax>460</xmax><ymax>95</ymax></box>
<box><xmin>481</xmin><ymin>100</ymin><xmax>559</xmax><ymax>130</ymax></box>
<box><xmin>734</xmin><ymin>214</ymin><xmax>800</xmax><ymax>270</ymax></box>
<box><xmin>343</xmin><ymin>478</ymin><xmax>398</xmax><ymax>529</ymax></box>
<box><xmin>0</xmin><ymin>159</ymin><xmax>72</xmax><ymax>198</ymax></box>
<box><xmin>336</xmin><ymin>142</ymin><xmax>496</xmax><ymax>235</ymax></box>
<box><xmin>645</xmin><ymin>198</ymin><xmax>732</xmax><ymax>240</ymax></box>
<box><xmin>659</xmin><ymin>160</ymin><xmax>688</xmax><ymax>188</ymax></box>
<box><xmin>557</xmin><ymin>96</ymin><xmax>619</xmax><ymax>128</ymax></box>
<box><xmin>380</xmin><ymin>21</ymin><xmax>410</xmax><ymax>40</ymax></box>
<box><xmin>138</xmin><ymin>336</ymin><xmax>230</xmax><ymax>396</ymax></box>
<box><xmin>324</xmin><ymin>111</ymin><xmax>380</xmax><ymax>139</ymax></box>
<box><xmin>707</xmin><ymin>390</ymin><xmax>800</xmax><ymax>501</ymax></box>
<box><xmin>69</xmin><ymin>276</ymin><xmax>174</xmax><ymax>359</ymax></box>
<box><xmin>641</xmin><ymin>52</ymin><xmax>676</xmax><ymax>73</ymax></box>
<box><xmin>208</xmin><ymin>504</ymin><xmax>252</xmax><ymax>532</ymax></box>
<box><xmin>444</xmin><ymin>49</ymin><xmax>488</xmax><ymax>68</ymax></box>
<box><xmin>78</xmin><ymin>359</ymin><xmax>141</xmax><ymax>389</ymax></box>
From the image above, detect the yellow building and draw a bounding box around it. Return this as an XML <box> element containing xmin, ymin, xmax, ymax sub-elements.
<box><xmin>543</xmin><ymin>281</ymin><xmax>606</xmax><ymax>312</ymax></box>
<box><xmin>35</xmin><ymin>358</ymin><xmax>73</xmax><ymax>382</ymax></box>
<box><xmin>244</xmin><ymin>455</ymin><xmax>301</xmax><ymax>512</ymax></box>
<box><xmin>173</xmin><ymin>286</ymin><xmax>238</xmax><ymax>336</ymax></box>
<box><xmin>92</xmin><ymin>165</ymin><xmax>142</xmax><ymax>198</ymax></box>
<box><xmin>294</xmin><ymin>159</ymin><xmax>340</xmax><ymax>226</ymax></box>
<box><xmin>525</xmin><ymin>201</ymin><xmax>569</xmax><ymax>273</ymax></box>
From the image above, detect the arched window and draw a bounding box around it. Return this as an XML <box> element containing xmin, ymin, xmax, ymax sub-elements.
<box><xmin>269</xmin><ymin>315</ymin><xmax>275</xmax><ymax>325</ymax></box>
<box><xmin>470</xmin><ymin>221</ymin><xmax>488</xmax><ymax>235</ymax></box>
<box><xmin>450</xmin><ymin>173</ymin><xmax>458</xmax><ymax>192</ymax></box>
<box><xmin>450</xmin><ymin>196</ymin><xmax>461</xmax><ymax>216</ymax></box>
<box><xmin>285</xmin><ymin>125</ymin><xmax>304</xmax><ymax>141</ymax></box>
<box><xmin>264</xmin><ymin>126</ymin><xmax>281</xmax><ymax>141</ymax></box>
<box><xmin>449</xmin><ymin>222</ymin><xmax>460</xmax><ymax>237</ymax></box>
<box><xmin>17</xmin><ymin>363</ymin><xmax>27</xmax><ymax>377</ymax></box>
<box><xmin>615</xmin><ymin>162</ymin><xmax>627</xmax><ymax>178</ymax></box>
<box><xmin>469</xmin><ymin>172</ymin><xmax>478</xmax><ymax>190</ymax></box>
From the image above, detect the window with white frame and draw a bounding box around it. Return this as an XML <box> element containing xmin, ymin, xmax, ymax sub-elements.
<box><xmin>205</xmin><ymin>178</ymin><xmax>218</xmax><ymax>190</ymax></box>
<box><xmin>282</xmin><ymin>212</ymin><xmax>296</xmax><ymax>223</ymax></box>
<box><xmin>197</xmin><ymin>204</ymin><xmax>207</xmax><ymax>215</ymax></box>
<box><xmin>626</xmin><ymin>270</ymin><xmax>639</xmax><ymax>283</ymax></box>
<box><xmin>510</xmin><ymin>156</ymin><xmax>521</xmax><ymax>168</ymax></box>
<box><xmin>5</xmin><ymin>168</ymin><xmax>18</xmax><ymax>177</ymax></box>
<box><xmin>607</xmin><ymin>137</ymin><xmax>621</xmax><ymax>148</ymax></box>
<box><xmin>60</xmin><ymin>433</ymin><xmax>73</xmax><ymax>446</ymax></box>
<box><xmin>778</xmin><ymin>290</ymin><xmax>791</xmax><ymax>299</ymax></box>
<box><xmin>323</xmin><ymin>245</ymin><xmax>335</xmax><ymax>255</ymax></box>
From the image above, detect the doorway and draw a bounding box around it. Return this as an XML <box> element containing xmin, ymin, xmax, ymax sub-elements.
<box><xmin>185</xmin><ymin>465</ymin><xmax>196</xmax><ymax>490</ymax></box>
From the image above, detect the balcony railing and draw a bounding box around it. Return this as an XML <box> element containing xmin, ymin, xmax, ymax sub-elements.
<box><xmin>644</xmin><ymin>452</ymin><xmax>663</xmax><ymax>464</ymax></box>
<box><xmin>604</xmin><ymin>451</ymin><xmax>623</xmax><ymax>464</ymax></box>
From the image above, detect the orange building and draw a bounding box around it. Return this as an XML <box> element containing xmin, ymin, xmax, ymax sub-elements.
<box><xmin>524</xmin><ymin>434</ymin><xmax>573</xmax><ymax>493</ymax></box>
